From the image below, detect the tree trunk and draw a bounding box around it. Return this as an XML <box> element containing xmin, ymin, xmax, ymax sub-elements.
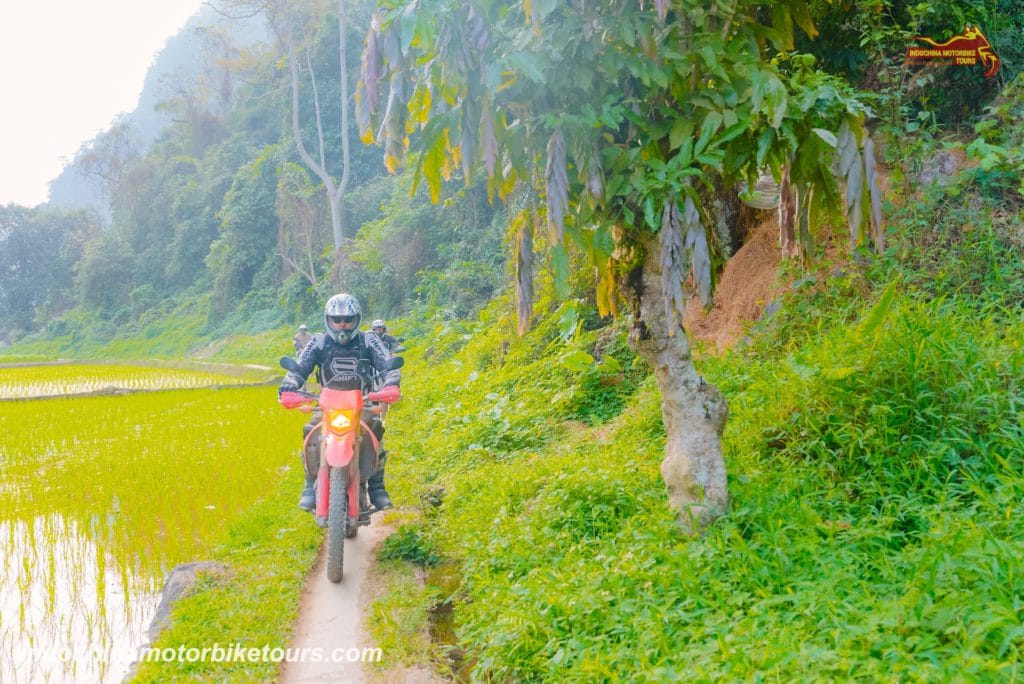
<box><xmin>336</xmin><ymin>0</ymin><xmax>351</xmax><ymax>243</ymax></box>
<box><xmin>777</xmin><ymin>162</ymin><xmax>800</xmax><ymax>260</ymax></box>
<box><xmin>698</xmin><ymin>174</ymin><xmax>745</xmax><ymax>258</ymax></box>
<box><xmin>328</xmin><ymin>0</ymin><xmax>352</xmax><ymax>291</ymax></box>
<box><xmin>279</xmin><ymin>2</ymin><xmax>356</xmax><ymax>289</ymax></box>
<box><xmin>327</xmin><ymin>190</ymin><xmax>345</xmax><ymax>289</ymax></box>
<box><xmin>624</xmin><ymin>232</ymin><xmax>729</xmax><ymax>532</ymax></box>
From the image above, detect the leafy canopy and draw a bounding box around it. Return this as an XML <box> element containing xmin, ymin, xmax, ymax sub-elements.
<box><xmin>358</xmin><ymin>0</ymin><xmax>882</xmax><ymax>328</ymax></box>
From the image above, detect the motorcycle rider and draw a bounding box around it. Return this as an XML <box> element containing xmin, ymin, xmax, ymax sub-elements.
<box><xmin>279</xmin><ymin>294</ymin><xmax>399</xmax><ymax>513</ymax></box>
<box><xmin>370</xmin><ymin>319</ymin><xmax>402</xmax><ymax>353</ymax></box>
<box><xmin>292</xmin><ymin>324</ymin><xmax>312</xmax><ymax>354</ymax></box>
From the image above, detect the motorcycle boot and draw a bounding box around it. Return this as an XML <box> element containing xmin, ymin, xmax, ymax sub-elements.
<box><xmin>298</xmin><ymin>448</ymin><xmax>316</xmax><ymax>511</ymax></box>
<box><xmin>357</xmin><ymin>481</ymin><xmax>371</xmax><ymax>527</ymax></box>
<box><xmin>367</xmin><ymin>450</ymin><xmax>393</xmax><ymax>511</ymax></box>
<box><xmin>298</xmin><ymin>424</ymin><xmax>320</xmax><ymax>512</ymax></box>
<box><xmin>298</xmin><ymin>478</ymin><xmax>316</xmax><ymax>511</ymax></box>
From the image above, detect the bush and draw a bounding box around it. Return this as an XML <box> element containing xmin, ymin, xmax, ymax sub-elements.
<box><xmin>378</xmin><ymin>525</ymin><xmax>442</xmax><ymax>567</ymax></box>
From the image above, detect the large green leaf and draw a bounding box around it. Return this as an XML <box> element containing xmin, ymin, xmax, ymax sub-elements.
<box><xmin>558</xmin><ymin>349</ymin><xmax>595</xmax><ymax>372</ymax></box>
<box><xmin>694</xmin><ymin>111</ymin><xmax>723</xmax><ymax>158</ymax></box>
<box><xmin>507</xmin><ymin>52</ymin><xmax>546</xmax><ymax>84</ymax></box>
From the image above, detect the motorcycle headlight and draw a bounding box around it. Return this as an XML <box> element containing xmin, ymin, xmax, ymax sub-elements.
<box><xmin>326</xmin><ymin>408</ymin><xmax>356</xmax><ymax>434</ymax></box>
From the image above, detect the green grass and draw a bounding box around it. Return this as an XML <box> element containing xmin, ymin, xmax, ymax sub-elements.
<box><xmin>365</xmin><ymin>511</ymin><xmax>447</xmax><ymax>677</ymax></box>
<box><xmin>378</xmin><ymin>298</ymin><xmax>1023</xmax><ymax>681</ymax></box>
<box><xmin>129</xmin><ymin>481</ymin><xmax>321</xmax><ymax>682</ymax></box>
<box><xmin>371</xmin><ymin>188</ymin><xmax>1024</xmax><ymax>680</ymax></box>
<box><xmin>1</xmin><ymin>297</ymin><xmax>300</xmax><ymax>369</ymax></box>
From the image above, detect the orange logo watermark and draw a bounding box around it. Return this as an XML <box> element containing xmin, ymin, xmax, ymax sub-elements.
<box><xmin>906</xmin><ymin>25</ymin><xmax>1000</xmax><ymax>78</ymax></box>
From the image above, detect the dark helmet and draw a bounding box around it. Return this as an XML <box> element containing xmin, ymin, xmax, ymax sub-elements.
<box><xmin>323</xmin><ymin>293</ymin><xmax>362</xmax><ymax>344</ymax></box>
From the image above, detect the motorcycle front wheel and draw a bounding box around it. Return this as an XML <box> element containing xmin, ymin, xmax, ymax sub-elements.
<box><xmin>326</xmin><ymin>465</ymin><xmax>347</xmax><ymax>582</ymax></box>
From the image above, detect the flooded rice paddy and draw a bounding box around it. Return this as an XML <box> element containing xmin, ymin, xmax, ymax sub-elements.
<box><xmin>0</xmin><ymin>364</ymin><xmax>297</xmax><ymax>682</ymax></box>
<box><xmin>0</xmin><ymin>362</ymin><xmax>267</xmax><ymax>400</ymax></box>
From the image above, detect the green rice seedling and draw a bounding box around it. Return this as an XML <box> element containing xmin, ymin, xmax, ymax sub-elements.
<box><xmin>0</xmin><ymin>363</ymin><xmax>268</xmax><ymax>400</ymax></box>
<box><xmin>0</xmin><ymin>381</ymin><xmax>302</xmax><ymax>683</ymax></box>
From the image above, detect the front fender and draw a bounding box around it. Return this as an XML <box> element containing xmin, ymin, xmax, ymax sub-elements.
<box><xmin>323</xmin><ymin>431</ymin><xmax>357</xmax><ymax>467</ymax></box>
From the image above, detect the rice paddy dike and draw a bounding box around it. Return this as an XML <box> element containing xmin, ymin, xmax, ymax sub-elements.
<box><xmin>0</xmin><ymin>362</ymin><xmax>296</xmax><ymax>682</ymax></box>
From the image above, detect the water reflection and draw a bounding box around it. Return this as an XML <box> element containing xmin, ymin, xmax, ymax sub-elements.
<box><xmin>0</xmin><ymin>381</ymin><xmax>297</xmax><ymax>681</ymax></box>
<box><xmin>0</xmin><ymin>516</ymin><xmax>160</xmax><ymax>683</ymax></box>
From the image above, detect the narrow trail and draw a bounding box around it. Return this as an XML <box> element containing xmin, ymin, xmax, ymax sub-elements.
<box><xmin>279</xmin><ymin>522</ymin><xmax>391</xmax><ymax>683</ymax></box>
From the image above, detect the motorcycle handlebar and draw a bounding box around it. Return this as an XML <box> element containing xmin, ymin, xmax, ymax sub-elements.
<box><xmin>278</xmin><ymin>385</ymin><xmax>401</xmax><ymax>410</ymax></box>
<box><xmin>279</xmin><ymin>390</ymin><xmax>316</xmax><ymax>410</ymax></box>
<box><xmin>367</xmin><ymin>385</ymin><xmax>401</xmax><ymax>404</ymax></box>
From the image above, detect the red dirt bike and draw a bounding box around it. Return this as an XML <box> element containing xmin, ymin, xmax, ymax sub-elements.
<box><xmin>278</xmin><ymin>356</ymin><xmax>402</xmax><ymax>582</ymax></box>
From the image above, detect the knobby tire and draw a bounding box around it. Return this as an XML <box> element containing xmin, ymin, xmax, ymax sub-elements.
<box><xmin>326</xmin><ymin>466</ymin><xmax>347</xmax><ymax>582</ymax></box>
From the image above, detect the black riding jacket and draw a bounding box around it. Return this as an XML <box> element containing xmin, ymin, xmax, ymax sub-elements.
<box><xmin>287</xmin><ymin>331</ymin><xmax>400</xmax><ymax>391</ymax></box>
<box><xmin>292</xmin><ymin>332</ymin><xmax>312</xmax><ymax>353</ymax></box>
<box><xmin>374</xmin><ymin>332</ymin><xmax>401</xmax><ymax>353</ymax></box>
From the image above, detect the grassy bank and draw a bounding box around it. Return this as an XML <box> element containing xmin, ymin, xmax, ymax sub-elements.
<box><xmin>129</xmin><ymin>479</ymin><xmax>322</xmax><ymax>682</ymax></box>
<box><xmin>373</xmin><ymin>184</ymin><xmax>1023</xmax><ymax>679</ymax></box>
<box><xmin>0</xmin><ymin>297</ymin><xmax>299</xmax><ymax>369</ymax></box>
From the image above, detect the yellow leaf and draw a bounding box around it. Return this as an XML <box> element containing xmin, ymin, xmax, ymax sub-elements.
<box><xmin>423</xmin><ymin>134</ymin><xmax>445</xmax><ymax>204</ymax></box>
<box><xmin>596</xmin><ymin>257</ymin><xmax>617</xmax><ymax>317</ymax></box>
<box><xmin>792</xmin><ymin>1</ymin><xmax>819</xmax><ymax>40</ymax></box>
<box><xmin>407</xmin><ymin>84</ymin><xmax>432</xmax><ymax>131</ymax></box>
<box><xmin>497</xmin><ymin>70</ymin><xmax>518</xmax><ymax>92</ymax></box>
<box><xmin>443</xmin><ymin>130</ymin><xmax>459</xmax><ymax>181</ymax></box>
<box><xmin>497</xmin><ymin>169</ymin><xmax>517</xmax><ymax>201</ymax></box>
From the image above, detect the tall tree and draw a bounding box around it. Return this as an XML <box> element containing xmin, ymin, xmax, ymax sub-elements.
<box><xmin>261</xmin><ymin>0</ymin><xmax>354</xmax><ymax>284</ymax></box>
<box><xmin>73</xmin><ymin>121</ymin><xmax>142</xmax><ymax>211</ymax></box>
<box><xmin>206</xmin><ymin>148</ymin><xmax>282</xmax><ymax>314</ymax></box>
<box><xmin>275</xmin><ymin>161</ymin><xmax>326</xmax><ymax>292</ymax></box>
<box><xmin>358</xmin><ymin>0</ymin><xmax>883</xmax><ymax>530</ymax></box>
<box><xmin>0</xmin><ymin>206</ymin><xmax>99</xmax><ymax>331</ymax></box>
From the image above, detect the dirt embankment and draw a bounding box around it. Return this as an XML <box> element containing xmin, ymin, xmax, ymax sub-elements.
<box><xmin>685</xmin><ymin>216</ymin><xmax>786</xmax><ymax>351</ymax></box>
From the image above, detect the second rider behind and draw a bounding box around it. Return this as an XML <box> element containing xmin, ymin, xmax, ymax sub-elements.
<box><xmin>279</xmin><ymin>293</ymin><xmax>399</xmax><ymax>512</ymax></box>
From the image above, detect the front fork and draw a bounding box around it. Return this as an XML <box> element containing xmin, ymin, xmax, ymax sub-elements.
<box><xmin>314</xmin><ymin>434</ymin><xmax>364</xmax><ymax>527</ymax></box>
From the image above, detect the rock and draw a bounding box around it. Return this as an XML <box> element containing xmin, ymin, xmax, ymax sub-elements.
<box><xmin>739</xmin><ymin>172</ymin><xmax>781</xmax><ymax>210</ymax></box>
<box><xmin>147</xmin><ymin>561</ymin><xmax>229</xmax><ymax>644</ymax></box>
<box><xmin>917</xmin><ymin>150</ymin><xmax>957</xmax><ymax>187</ymax></box>
<box><xmin>763</xmin><ymin>300</ymin><xmax>783</xmax><ymax>319</ymax></box>
<box><xmin>421</xmin><ymin>486</ymin><xmax>445</xmax><ymax>509</ymax></box>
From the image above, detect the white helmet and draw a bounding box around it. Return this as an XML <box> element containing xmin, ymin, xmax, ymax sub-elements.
<box><xmin>323</xmin><ymin>294</ymin><xmax>362</xmax><ymax>344</ymax></box>
<box><xmin>371</xmin><ymin>319</ymin><xmax>386</xmax><ymax>330</ymax></box>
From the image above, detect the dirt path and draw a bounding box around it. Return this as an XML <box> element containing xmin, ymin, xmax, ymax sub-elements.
<box><xmin>279</xmin><ymin>522</ymin><xmax>391</xmax><ymax>683</ymax></box>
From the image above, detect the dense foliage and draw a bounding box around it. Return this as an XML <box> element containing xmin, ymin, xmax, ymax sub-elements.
<box><xmin>378</xmin><ymin>153</ymin><xmax>1023</xmax><ymax>678</ymax></box>
<box><xmin>0</xmin><ymin>0</ymin><xmax>506</xmax><ymax>351</ymax></box>
<box><xmin>0</xmin><ymin>206</ymin><xmax>99</xmax><ymax>339</ymax></box>
<box><xmin>360</xmin><ymin>0</ymin><xmax>885</xmax><ymax>324</ymax></box>
<box><xmin>2</xmin><ymin>0</ymin><xmax>1019</xmax><ymax>357</ymax></box>
<box><xmin>805</xmin><ymin>0</ymin><xmax>1022</xmax><ymax>126</ymax></box>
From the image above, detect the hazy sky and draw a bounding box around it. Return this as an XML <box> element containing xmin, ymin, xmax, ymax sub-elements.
<box><xmin>0</xmin><ymin>0</ymin><xmax>207</xmax><ymax>207</ymax></box>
